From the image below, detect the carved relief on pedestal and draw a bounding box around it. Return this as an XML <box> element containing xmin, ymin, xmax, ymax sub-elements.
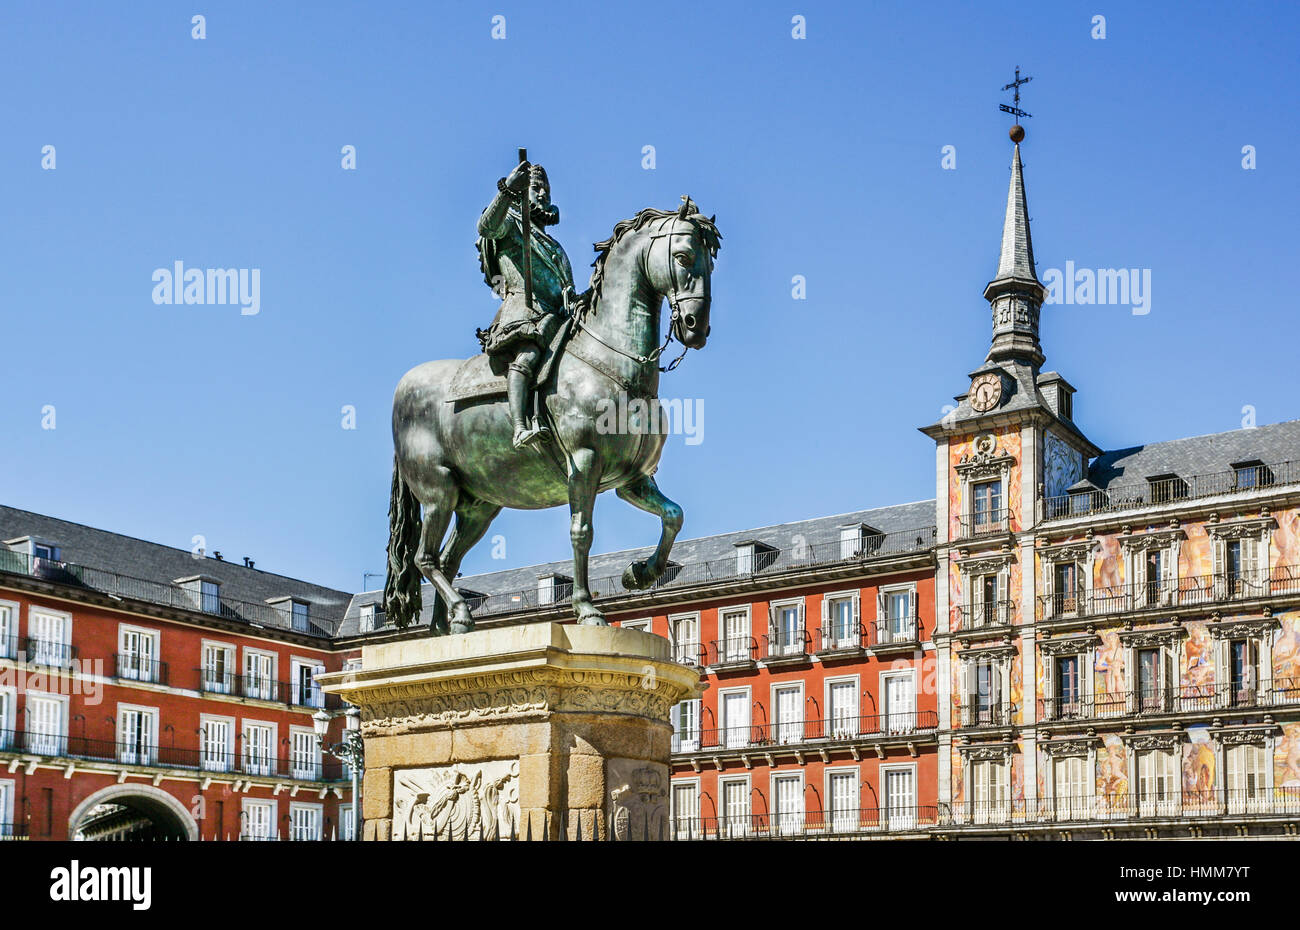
<box><xmin>607</xmin><ymin>760</ymin><xmax>668</xmax><ymax>841</ymax></box>
<box><xmin>392</xmin><ymin>760</ymin><xmax>520</xmax><ymax>840</ymax></box>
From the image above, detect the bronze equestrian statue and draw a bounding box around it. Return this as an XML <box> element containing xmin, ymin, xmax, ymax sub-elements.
<box><xmin>385</xmin><ymin>154</ymin><xmax>721</xmax><ymax>634</ymax></box>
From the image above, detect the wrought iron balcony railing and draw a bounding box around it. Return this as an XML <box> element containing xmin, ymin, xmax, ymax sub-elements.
<box><xmin>957</xmin><ymin>599</ymin><xmax>1015</xmax><ymax>630</ymax></box>
<box><xmin>677</xmin><ymin>710</ymin><xmax>939</xmax><ymax>753</ymax></box>
<box><xmin>0</xmin><ymin>727</ymin><xmax>345</xmax><ymax>780</ymax></box>
<box><xmin>1038</xmin><ymin>565</ymin><xmax>1300</xmax><ymax>621</ymax></box>
<box><xmin>1037</xmin><ymin>678</ymin><xmax>1300</xmax><ymax>721</ymax></box>
<box><xmin>703</xmin><ymin>637</ymin><xmax>758</xmax><ymax>667</ymax></box>
<box><xmin>957</xmin><ymin>508</ymin><xmax>1010</xmax><ymax>539</ymax></box>
<box><xmin>671</xmin><ymin>641</ymin><xmax>704</xmax><ymax>667</ymax></box>
<box><xmin>20</xmin><ymin>637</ymin><xmax>77</xmax><ymax>668</ymax></box>
<box><xmin>815</xmin><ymin>622</ymin><xmax>867</xmax><ymax>653</ymax></box>
<box><xmin>114</xmin><ymin>654</ymin><xmax>169</xmax><ymax>685</ymax></box>
<box><xmin>957</xmin><ymin>701</ymin><xmax>1017</xmax><ymax>728</ymax></box>
<box><xmin>1042</xmin><ymin>459</ymin><xmax>1300</xmax><ymax>522</ymax></box>
<box><xmin>941</xmin><ymin>787</ymin><xmax>1300</xmax><ymax>827</ymax></box>
<box><xmin>762</xmin><ymin>627</ymin><xmax>811</xmax><ymax>661</ymax></box>
<box><xmin>674</xmin><ymin>805</ymin><xmax>940</xmax><ymax>840</ymax></box>
<box><xmin>194</xmin><ymin>670</ymin><xmax>341</xmax><ymax>709</ymax></box>
<box><xmin>872</xmin><ymin>614</ymin><xmax>920</xmax><ymax>647</ymax></box>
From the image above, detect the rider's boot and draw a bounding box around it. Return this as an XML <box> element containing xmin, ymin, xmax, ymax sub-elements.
<box><xmin>507</xmin><ymin>364</ymin><xmax>542</xmax><ymax>449</ymax></box>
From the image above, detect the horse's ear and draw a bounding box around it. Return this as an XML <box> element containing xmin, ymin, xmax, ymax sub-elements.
<box><xmin>677</xmin><ymin>196</ymin><xmax>691</xmax><ymax>219</ymax></box>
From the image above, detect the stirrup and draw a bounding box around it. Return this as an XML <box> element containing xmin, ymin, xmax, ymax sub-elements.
<box><xmin>512</xmin><ymin>425</ymin><xmax>543</xmax><ymax>449</ymax></box>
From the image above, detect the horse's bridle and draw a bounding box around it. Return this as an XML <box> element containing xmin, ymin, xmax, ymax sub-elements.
<box><xmin>646</xmin><ymin>209</ymin><xmax>708</xmax><ymax>372</ymax></box>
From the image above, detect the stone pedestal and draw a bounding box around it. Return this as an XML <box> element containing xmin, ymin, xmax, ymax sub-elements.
<box><xmin>316</xmin><ymin>623</ymin><xmax>700</xmax><ymax>841</ymax></box>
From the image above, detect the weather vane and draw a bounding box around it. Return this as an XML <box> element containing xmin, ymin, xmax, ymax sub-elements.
<box><xmin>1000</xmin><ymin>66</ymin><xmax>1032</xmax><ymax>143</ymax></box>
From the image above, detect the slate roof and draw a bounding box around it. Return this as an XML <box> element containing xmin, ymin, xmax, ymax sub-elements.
<box><xmin>335</xmin><ymin>499</ymin><xmax>938</xmax><ymax>636</ymax></box>
<box><xmin>993</xmin><ymin>143</ymin><xmax>1039</xmax><ymax>284</ymax></box>
<box><xmin>1082</xmin><ymin>419</ymin><xmax>1300</xmax><ymax>491</ymax></box>
<box><xmin>0</xmin><ymin>504</ymin><xmax>353</xmax><ymax>637</ymax></box>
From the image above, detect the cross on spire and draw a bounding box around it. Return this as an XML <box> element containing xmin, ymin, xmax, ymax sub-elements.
<box><xmin>1000</xmin><ymin>66</ymin><xmax>1033</xmax><ymax>122</ymax></box>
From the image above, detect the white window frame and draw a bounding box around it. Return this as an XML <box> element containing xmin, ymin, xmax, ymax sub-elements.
<box><xmin>1134</xmin><ymin>746</ymin><xmax>1181</xmax><ymax>818</ymax></box>
<box><xmin>718</xmin><ymin>686</ymin><xmax>752</xmax><ymax>749</ymax></box>
<box><xmin>670</xmin><ymin>777</ymin><xmax>700</xmax><ymax>840</ymax></box>
<box><xmin>618</xmin><ymin>617</ymin><xmax>652</xmax><ymax>634</ymax></box>
<box><xmin>966</xmin><ymin>753</ymin><xmax>1011</xmax><ymax>824</ymax></box>
<box><xmin>879</xmin><ymin>669</ymin><xmax>917</xmax><ymax>735</ymax></box>
<box><xmin>767</xmin><ymin>597</ymin><xmax>806</xmax><ymax>657</ymax></box>
<box><xmin>718</xmin><ymin>605</ymin><xmax>752</xmax><ymax>662</ymax></box>
<box><xmin>242</xmin><ymin>719</ymin><xmax>277</xmax><ymax>777</ymax></box>
<box><xmin>339</xmin><ymin>803</ymin><xmax>355</xmax><ymax>841</ymax></box>
<box><xmin>199</xmin><ymin>714</ymin><xmax>236</xmax><ymax>773</ymax></box>
<box><xmin>770</xmin><ymin>770</ymin><xmax>805</xmax><ymax>835</ymax></box>
<box><xmin>718</xmin><ymin>774</ymin><xmax>751</xmax><ymax>838</ymax></box>
<box><xmin>241</xmin><ymin>798</ymin><xmax>276</xmax><ymax>841</ymax></box>
<box><xmin>770</xmin><ymin>681</ymin><xmax>804</xmax><ymax>745</ymax></box>
<box><xmin>0</xmin><ymin>686</ymin><xmax>15</xmax><ymax>750</ymax></box>
<box><xmin>877</xmin><ymin>582</ymin><xmax>918</xmax><ymax>643</ymax></box>
<box><xmin>117</xmin><ymin>624</ymin><xmax>161</xmax><ymax>683</ymax></box>
<box><xmin>670</xmin><ymin>698</ymin><xmax>700</xmax><ymax>753</ymax></box>
<box><xmin>820</xmin><ymin>589</ymin><xmax>860</xmax><ymax>650</ymax></box>
<box><xmin>1223</xmin><ymin>738</ymin><xmax>1273</xmax><ymax>814</ymax></box>
<box><xmin>289</xmin><ymin>725</ymin><xmax>321</xmax><ymax>780</ymax></box>
<box><xmin>290</xmin><ymin>600</ymin><xmax>311</xmax><ymax>633</ymax></box>
<box><xmin>667</xmin><ymin>612</ymin><xmax>701</xmax><ymax>666</ymax></box>
<box><xmin>243</xmin><ymin>648</ymin><xmax>278</xmax><ymax>701</ymax></box>
<box><xmin>824</xmin><ymin>674</ymin><xmax>860</xmax><ymax>739</ymax></box>
<box><xmin>358</xmin><ymin>604</ymin><xmax>376</xmax><ymax>633</ymax></box>
<box><xmin>290</xmin><ymin>656</ymin><xmax>325</xmax><ymax>708</ymax></box>
<box><xmin>289</xmin><ymin>801</ymin><xmax>323</xmax><ymax>841</ymax></box>
<box><xmin>24</xmin><ymin>690</ymin><xmax>68</xmax><ymax>756</ymax></box>
<box><xmin>824</xmin><ymin>765</ymin><xmax>860</xmax><ymax>834</ymax></box>
<box><xmin>879</xmin><ymin>762</ymin><xmax>918</xmax><ymax>830</ymax></box>
<box><xmin>116</xmin><ymin>702</ymin><xmax>159</xmax><ymax>766</ymax></box>
<box><xmin>0</xmin><ymin>600</ymin><xmax>18</xmax><ymax>660</ymax></box>
<box><xmin>201</xmin><ymin>641</ymin><xmax>236</xmax><ymax>694</ymax></box>
<box><xmin>27</xmin><ymin>608</ymin><xmax>72</xmax><ymax>668</ymax></box>
<box><xmin>0</xmin><ymin>777</ymin><xmax>13</xmax><ymax>837</ymax></box>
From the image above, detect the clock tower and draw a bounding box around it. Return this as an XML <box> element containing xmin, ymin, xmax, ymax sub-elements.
<box><xmin>920</xmin><ymin>109</ymin><xmax>1101</xmax><ymax>816</ymax></box>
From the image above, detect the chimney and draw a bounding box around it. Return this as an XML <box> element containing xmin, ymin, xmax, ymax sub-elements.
<box><xmin>243</xmin><ymin>557</ymin><xmax>255</xmax><ymax>569</ymax></box>
<box><xmin>213</xmin><ymin>551</ymin><xmax>223</xmax><ymax>561</ymax></box>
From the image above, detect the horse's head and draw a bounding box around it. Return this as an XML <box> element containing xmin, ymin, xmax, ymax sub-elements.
<box><xmin>644</xmin><ymin>197</ymin><xmax>721</xmax><ymax>349</ymax></box>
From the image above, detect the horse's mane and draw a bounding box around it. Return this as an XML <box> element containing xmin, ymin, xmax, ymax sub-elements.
<box><xmin>578</xmin><ymin>199</ymin><xmax>722</xmax><ymax>317</ymax></box>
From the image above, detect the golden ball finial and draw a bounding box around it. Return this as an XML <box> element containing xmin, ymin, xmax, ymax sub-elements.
<box><xmin>1009</xmin><ymin>124</ymin><xmax>1025</xmax><ymax>143</ymax></box>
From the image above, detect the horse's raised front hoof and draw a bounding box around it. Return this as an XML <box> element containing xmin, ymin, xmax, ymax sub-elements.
<box><xmin>621</xmin><ymin>560</ymin><xmax>654</xmax><ymax>591</ymax></box>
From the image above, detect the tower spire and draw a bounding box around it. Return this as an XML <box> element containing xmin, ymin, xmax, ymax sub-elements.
<box><xmin>984</xmin><ymin>69</ymin><xmax>1045</xmax><ymax>369</ymax></box>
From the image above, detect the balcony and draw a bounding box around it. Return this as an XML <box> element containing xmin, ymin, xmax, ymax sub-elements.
<box><xmin>872</xmin><ymin>614</ymin><xmax>920</xmax><ymax>651</ymax></box>
<box><xmin>670</xmin><ymin>641</ymin><xmax>704</xmax><ymax>667</ymax></box>
<box><xmin>0</xmin><ymin>635</ymin><xmax>17</xmax><ymax>661</ymax></box>
<box><xmin>195</xmin><ymin>670</ymin><xmax>342</xmax><ymax>710</ymax></box>
<box><xmin>957</xmin><ymin>600</ymin><xmax>1015</xmax><ymax>631</ymax></box>
<box><xmin>703</xmin><ymin>637</ymin><xmax>757</xmax><ymax>670</ymax></box>
<box><xmin>0</xmin><ymin>727</ymin><xmax>345</xmax><ymax>781</ymax></box>
<box><xmin>20</xmin><ymin>637</ymin><xmax>77</xmax><ymax>669</ymax></box>
<box><xmin>761</xmin><ymin>628</ymin><xmax>810</xmax><ymax>665</ymax></box>
<box><xmin>1037</xmin><ymin>678</ymin><xmax>1300</xmax><ymax>722</ymax></box>
<box><xmin>940</xmin><ymin>787</ymin><xmax>1300</xmax><ymax>829</ymax></box>
<box><xmin>1039</xmin><ymin>565</ymin><xmax>1300</xmax><ymax>622</ymax></box>
<box><xmin>814</xmin><ymin>623</ymin><xmax>866</xmax><ymax>658</ymax></box>
<box><xmin>0</xmin><ymin>823</ymin><xmax>28</xmax><ymax>841</ymax></box>
<box><xmin>674</xmin><ymin>805</ymin><xmax>939</xmax><ymax>840</ymax></box>
<box><xmin>1043</xmin><ymin>459</ymin><xmax>1300</xmax><ymax>522</ymax></box>
<box><xmin>957</xmin><ymin>508</ymin><xmax>1010</xmax><ymax>540</ymax></box>
<box><xmin>114</xmin><ymin>654</ymin><xmax>169</xmax><ymax>686</ymax></box>
<box><xmin>679</xmin><ymin>710</ymin><xmax>939</xmax><ymax>754</ymax></box>
<box><xmin>957</xmin><ymin>701</ymin><xmax>1017</xmax><ymax>728</ymax></box>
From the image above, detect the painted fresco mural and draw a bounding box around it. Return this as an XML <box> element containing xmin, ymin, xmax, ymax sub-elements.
<box><xmin>1011</xmin><ymin>743</ymin><xmax>1024</xmax><ymax>802</ymax></box>
<box><xmin>1274</xmin><ymin>508</ymin><xmax>1300</xmax><ymax>567</ymax></box>
<box><xmin>1183</xmin><ymin>727</ymin><xmax>1215</xmax><ymax>807</ymax></box>
<box><xmin>948</xmin><ymin>428</ymin><xmax>1023</xmax><ymax>539</ymax></box>
<box><xmin>1277</xmin><ymin>722</ymin><xmax>1300</xmax><ymax>791</ymax></box>
<box><xmin>1043</xmin><ymin>430</ymin><xmax>1084</xmax><ymax>500</ymax></box>
<box><xmin>1276</xmin><ymin>610</ymin><xmax>1300</xmax><ymax>684</ymax></box>
<box><xmin>1097</xmin><ymin>734</ymin><xmax>1128</xmax><ymax>808</ymax></box>
<box><xmin>1095</xmin><ymin>630</ymin><xmax>1125</xmax><ymax>698</ymax></box>
<box><xmin>1182</xmin><ymin>621</ymin><xmax>1214</xmax><ymax>692</ymax></box>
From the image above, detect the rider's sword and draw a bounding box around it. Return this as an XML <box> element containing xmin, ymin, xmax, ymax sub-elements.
<box><xmin>518</xmin><ymin>147</ymin><xmax>533</xmax><ymax>312</ymax></box>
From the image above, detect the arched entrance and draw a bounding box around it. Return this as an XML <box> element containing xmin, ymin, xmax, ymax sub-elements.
<box><xmin>68</xmin><ymin>785</ymin><xmax>198</xmax><ymax>841</ymax></box>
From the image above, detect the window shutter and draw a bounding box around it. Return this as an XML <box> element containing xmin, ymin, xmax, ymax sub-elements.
<box><xmin>820</xmin><ymin>596</ymin><xmax>829</xmax><ymax>627</ymax></box>
<box><xmin>877</xmin><ymin>591</ymin><xmax>887</xmax><ymax>622</ymax></box>
<box><xmin>1043</xmin><ymin>560</ymin><xmax>1055</xmax><ymax>617</ymax></box>
<box><xmin>852</xmin><ymin>593</ymin><xmax>860</xmax><ymax>627</ymax></box>
<box><xmin>959</xmin><ymin>659</ymin><xmax>970</xmax><ymax>722</ymax></box>
<box><xmin>1244</xmin><ymin>538</ymin><xmax>1259</xmax><ymax>591</ymax></box>
<box><xmin>1212</xmin><ymin>538</ymin><xmax>1225</xmax><ymax>597</ymax></box>
<box><xmin>767</xmin><ymin>604</ymin><xmax>776</xmax><ymax>639</ymax></box>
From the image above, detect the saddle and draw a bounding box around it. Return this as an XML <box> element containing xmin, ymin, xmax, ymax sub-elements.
<box><xmin>446</xmin><ymin>316</ymin><xmax>573</xmax><ymax>404</ymax></box>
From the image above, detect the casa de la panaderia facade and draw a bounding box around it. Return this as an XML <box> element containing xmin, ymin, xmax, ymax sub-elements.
<box><xmin>2</xmin><ymin>132</ymin><xmax>1298</xmax><ymax>841</ymax></box>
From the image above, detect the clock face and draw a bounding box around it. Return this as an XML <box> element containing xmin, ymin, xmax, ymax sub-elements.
<box><xmin>969</xmin><ymin>373</ymin><xmax>1003</xmax><ymax>412</ymax></box>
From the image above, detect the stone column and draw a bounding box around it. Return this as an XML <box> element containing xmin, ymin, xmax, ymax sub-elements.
<box><xmin>317</xmin><ymin>623</ymin><xmax>700</xmax><ymax>841</ymax></box>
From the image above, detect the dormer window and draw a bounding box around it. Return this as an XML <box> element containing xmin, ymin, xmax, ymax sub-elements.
<box><xmin>175</xmin><ymin>575</ymin><xmax>222</xmax><ymax>614</ymax></box>
<box><xmin>291</xmin><ymin>600</ymin><xmax>311</xmax><ymax>633</ymax></box>
<box><xmin>838</xmin><ymin>524</ymin><xmax>883</xmax><ymax>560</ymax></box>
<box><xmin>32</xmin><ymin>543</ymin><xmax>60</xmax><ymax>562</ymax></box>
<box><xmin>1146</xmin><ymin>473</ymin><xmax>1188</xmax><ymax>504</ymax></box>
<box><xmin>359</xmin><ymin>603</ymin><xmax>376</xmax><ymax>633</ymax></box>
<box><xmin>1232</xmin><ymin>460</ymin><xmax>1274</xmax><ymax>490</ymax></box>
<box><xmin>537</xmin><ymin>573</ymin><xmax>572</xmax><ymax>606</ymax></box>
<box><xmin>734</xmin><ymin>540</ymin><xmax>777</xmax><ymax>575</ymax></box>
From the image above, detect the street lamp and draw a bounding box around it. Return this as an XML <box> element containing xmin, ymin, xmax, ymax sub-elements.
<box><xmin>313</xmin><ymin>706</ymin><xmax>363</xmax><ymax>841</ymax></box>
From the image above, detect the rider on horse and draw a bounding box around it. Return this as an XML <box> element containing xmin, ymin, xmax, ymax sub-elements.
<box><xmin>475</xmin><ymin>159</ymin><xmax>578</xmax><ymax>449</ymax></box>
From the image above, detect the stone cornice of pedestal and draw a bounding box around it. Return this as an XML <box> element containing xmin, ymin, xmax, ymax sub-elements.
<box><xmin>317</xmin><ymin>622</ymin><xmax>702</xmax><ymax>736</ymax></box>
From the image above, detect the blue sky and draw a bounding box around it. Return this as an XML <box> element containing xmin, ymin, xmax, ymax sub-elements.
<box><xmin>2</xmin><ymin>1</ymin><xmax>1297</xmax><ymax>593</ymax></box>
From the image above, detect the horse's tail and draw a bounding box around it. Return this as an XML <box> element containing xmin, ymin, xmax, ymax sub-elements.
<box><xmin>383</xmin><ymin>455</ymin><xmax>423</xmax><ymax>629</ymax></box>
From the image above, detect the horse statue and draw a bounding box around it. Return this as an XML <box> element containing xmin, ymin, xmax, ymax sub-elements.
<box><xmin>384</xmin><ymin>197</ymin><xmax>721</xmax><ymax>633</ymax></box>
